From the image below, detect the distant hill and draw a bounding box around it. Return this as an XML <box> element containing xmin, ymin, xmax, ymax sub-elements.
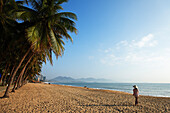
<box><xmin>49</xmin><ymin>76</ymin><xmax>112</xmax><ymax>83</ymax></box>
<box><xmin>49</xmin><ymin>76</ymin><xmax>76</xmax><ymax>82</ymax></box>
<box><xmin>76</xmin><ymin>77</ymin><xmax>111</xmax><ymax>82</ymax></box>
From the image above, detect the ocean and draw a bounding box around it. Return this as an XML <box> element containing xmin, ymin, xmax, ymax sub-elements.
<box><xmin>52</xmin><ymin>82</ymin><xmax>170</xmax><ymax>97</ymax></box>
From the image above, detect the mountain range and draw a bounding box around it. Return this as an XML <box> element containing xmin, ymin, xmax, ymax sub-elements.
<box><xmin>49</xmin><ymin>76</ymin><xmax>112</xmax><ymax>83</ymax></box>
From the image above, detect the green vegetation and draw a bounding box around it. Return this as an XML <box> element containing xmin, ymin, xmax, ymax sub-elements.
<box><xmin>0</xmin><ymin>0</ymin><xmax>77</xmax><ymax>98</ymax></box>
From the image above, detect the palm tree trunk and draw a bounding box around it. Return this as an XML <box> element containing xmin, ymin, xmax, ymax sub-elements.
<box><xmin>22</xmin><ymin>68</ymin><xmax>29</xmax><ymax>85</ymax></box>
<box><xmin>17</xmin><ymin>74</ymin><xmax>23</xmax><ymax>88</ymax></box>
<box><xmin>1</xmin><ymin>65</ymin><xmax>12</xmax><ymax>86</ymax></box>
<box><xmin>22</xmin><ymin>75</ymin><xmax>29</xmax><ymax>85</ymax></box>
<box><xmin>19</xmin><ymin>54</ymin><xmax>34</xmax><ymax>88</ymax></box>
<box><xmin>12</xmin><ymin>74</ymin><xmax>21</xmax><ymax>91</ymax></box>
<box><xmin>0</xmin><ymin>64</ymin><xmax>8</xmax><ymax>85</ymax></box>
<box><xmin>20</xmin><ymin>73</ymin><xmax>26</xmax><ymax>87</ymax></box>
<box><xmin>2</xmin><ymin>48</ymin><xmax>31</xmax><ymax>98</ymax></box>
<box><xmin>2</xmin><ymin>65</ymin><xmax>15</xmax><ymax>86</ymax></box>
<box><xmin>23</xmin><ymin>66</ymin><xmax>29</xmax><ymax>83</ymax></box>
<box><xmin>2</xmin><ymin>72</ymin><xmax>7</xmax><ymax>86</ymax></box>
<box><xmin>12</xmin><ymin>53</ymin><xmax>34</xmax><ymax>92</ymax></box>
<box><xmin>24</xmin><ymin>76</ymin><xmax>28</xmax><ymax>85</ymax></box>
<box><xmin>9</xmin><ymin>65</ymin><xmax>16</xmax><ymax>84</ymax></box>
<box><xmin>20</xmin><ymin>75</ymin><xmax>24</xmax><ymax>87</ymax></box>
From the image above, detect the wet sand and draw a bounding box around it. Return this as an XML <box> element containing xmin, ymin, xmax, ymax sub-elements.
<box><xmin>0</xmin><ymin>83</ymin><xmax>170</xmax><ymax>112</ymax></box>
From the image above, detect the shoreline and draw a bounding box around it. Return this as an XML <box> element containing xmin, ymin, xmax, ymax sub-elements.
<box><xmin>50</xmin><ymin>83</ymin><xmax>170</xmax><ymax>99</ymax></box>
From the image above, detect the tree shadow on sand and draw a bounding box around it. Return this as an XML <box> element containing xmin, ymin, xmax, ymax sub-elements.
<box><xmin>79</xmin><ymin>104</ymin><xmax>134</xmax><ymax>107</ymax></box>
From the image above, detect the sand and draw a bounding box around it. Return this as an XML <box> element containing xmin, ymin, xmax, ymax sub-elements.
<box><xmin>0</xmin><ymin>83</ymin><xmax>170</xmax><ymax>113</ymax></box>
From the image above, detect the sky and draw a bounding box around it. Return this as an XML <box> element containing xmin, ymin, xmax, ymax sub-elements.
<box><xmin>42</xmin><ymin>0</ymin><xmax>170</xmax><ymax>83</ymax></box>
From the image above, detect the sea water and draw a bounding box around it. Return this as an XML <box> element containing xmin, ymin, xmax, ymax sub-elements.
<box><xmin>52</xmin><ymin>82</ymin><xmax>170</xmax><ymax>97</ymax></box>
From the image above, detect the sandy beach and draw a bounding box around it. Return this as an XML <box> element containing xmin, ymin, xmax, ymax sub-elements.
<box><xmin>0</xmin><ymin>83</ymin><xmax>170</xmax><ymax>113</ymax></box>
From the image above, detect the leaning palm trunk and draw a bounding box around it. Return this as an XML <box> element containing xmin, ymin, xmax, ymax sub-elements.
<box><xmin>1</xmin><ymin>71</ymin><xmax>9</xmax><ymax>86</ymax></box>
<box><xmin>0</xmin><ymin>64</ymin><xmax>8</xmax><ymax>84</ymax></box>
<box><xmin>21</xmin><ymin>75</ymin><xmax>29</xmax><ymax>86</ymax></box>
<box><xmin>1</xmin><ymin>73</ymin><xmax>7</xmax><ymax>86</ymax></box>
<box><xmin>12</xmin><ymin>74</ymin><xmax>21</xmax><ymax>92</ymax></box>
<box><xmin>1</xmin><ymin>64</ymin><xmax>12</xmax><ymax>86</ymax></box>
<box><xmin>20</xmin><ymin>73</ymin><xmax>26</xmax><ymax>87</ymax></box>
<box><xmin>21</xmin><ymin>68</ymin><xmax>30</xmax><ymax>87</ymax></box>
<box><xmin>0</xmin><ymin>74</ymin><xmax>4</xmax><ymax>85</ymax></box>
<box><xmin>8</xmin><ymin>65</ymin><xmax>16</xmax><ymax>85</ymax></box>
<box><xmin>18</xmin><ymin>53</ymin><xmax>34</xmax><ymax>88</ymax></box>
<box><xmin>3</xmin><ymin>48</ymin><xmax>31</xmax><ymax>98</ymax></box>
<box><xmin>22</xmin><ymin>66</ymin><xmax>31</xmax><ymax>85</ymax></box>
<box><xmin>24</xmin><ymin>76</ymin><xmax>28</xmax><ymax>85</ymax></box>
<box><xmin>12</xmin><ymin>53</ymin><xmax>34</xmax><ymax>92</ymax></box>
<box><xmin>17</xmin><ymin>73</ymin><xmax>23</xmax><ymax>88</ymax></box>
<box><xmin>0</xmin><ymin>70</ymin><xmax>7</xmax><ymax>86</ymax></box>
<box><xmin>21</xmin><ymin>65</ymin><xmax>29</xmax><ymax>86</ymax></box>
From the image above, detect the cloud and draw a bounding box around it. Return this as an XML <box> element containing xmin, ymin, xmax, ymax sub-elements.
<box><xmin>133</xmin><ymin>34</ymin><xmax>157</xmax><ymax>48</ymax></box>
<box><xmin>88</xmin><ymin>56</ymin><xmax>94</xmax><ymax>60</ymax></box>
<box><xmin>124</xmin><ymin>52</ymin><xmax>166</xmax><ymax>63</ymax></box>
<box><xmin>104</xmin><ymin>48</ymin><xmax>112</xmax><ymax>53</ymax></box>
<box><xmin>100</xmin><ymin>54</ymin><xmax>121</xmax><ymax>66</ymax></box>
<box><xmin>100</xmin><ymin>33</ymin><xmax>170</xmax><ymax>66</ymax></box>
<box><xmin>116</xmin><ymin>34</ymin><xmax>157</xmax><ymax>49</ymax></box>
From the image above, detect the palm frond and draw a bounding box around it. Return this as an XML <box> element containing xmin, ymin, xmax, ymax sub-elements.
<box><xmin>56</xmin><ymin>12</ymin><xmax>77</xmax><ymax>20</ymax></box>
<box><xmin>53</xmin><ymin>23</ymin><xmax>73</xmax><ymax>42</ymax></box>
<box><xmin>56</xmin><ymin>0</ymin><xmax>68</xmax><ymax>5</ymax></box>
<box><xmin>59</xmin><ymin>17</ymin><xmax>77</xmax><ymax>34</ymax></box>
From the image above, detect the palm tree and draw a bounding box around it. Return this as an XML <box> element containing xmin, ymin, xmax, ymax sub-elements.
<box><xmin>2</xmin><ymin>0</ymin><xmax>77</xmax><ymax>98</ymax></box>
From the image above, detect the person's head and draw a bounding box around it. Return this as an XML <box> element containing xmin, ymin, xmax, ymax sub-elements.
<box><xmin>133</xmin><ymin>85</ymin><xmax>138</xmax><ymax>89</ymax></box>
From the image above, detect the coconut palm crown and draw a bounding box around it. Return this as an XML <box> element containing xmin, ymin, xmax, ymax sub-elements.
<box><xmin>19</xmin><ymin>0</ymin><xmax>77</xmax><ymax>61</ymax></box>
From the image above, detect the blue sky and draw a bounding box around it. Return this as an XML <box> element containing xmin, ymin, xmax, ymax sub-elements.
<box><xmin>42</xmin><ymin>0</ymin><xmax>170</xmax><ymax>83</ymax></box>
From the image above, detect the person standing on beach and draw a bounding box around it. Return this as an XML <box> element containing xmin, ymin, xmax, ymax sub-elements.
<box><xmin>133</xmin><ymin>85</ymin><xmax>139</xmax><ymax>106</ymax></box>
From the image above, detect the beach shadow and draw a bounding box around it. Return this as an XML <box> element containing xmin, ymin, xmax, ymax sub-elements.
<box><xmin>0</xmin><ymin>96</ymin><xmax>9</xmax><ymax>99</ymax></box>
<box><xmin>80</xmin><ymin>104</ymin><xmax>134</xmax><ymax>107</ymax></box>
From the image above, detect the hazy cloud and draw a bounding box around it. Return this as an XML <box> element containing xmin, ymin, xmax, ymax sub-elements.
<box><xmin>88</xmin><ymin>56</ymin><xmax>95</xmax><ymax>60</ymax></box>
<box><xmin>133</xmin><ymin>34</ymin><xmax>157</xmax><ymax>48</ymax></box>
<box><xmin>116</xmin><ymin>34</ymin><xmax>157</xmax><ymax>49</ymax></box>
<box><xmin>100</xmin><ymin>34</ymin><xmax>170</xmax><ymax>66</ymax></box>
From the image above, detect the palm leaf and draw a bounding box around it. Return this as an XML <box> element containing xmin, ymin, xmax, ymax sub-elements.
<box><xmin>56</xmin><ymin>12</ymin><xmax>77</xmax><ymax>20</ymax></box>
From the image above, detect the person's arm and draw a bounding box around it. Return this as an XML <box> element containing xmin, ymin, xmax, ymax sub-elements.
<box><xmin>137</xmin><ymin>89</ymin><xmax>139</xmax><ymax>96</ymax></box>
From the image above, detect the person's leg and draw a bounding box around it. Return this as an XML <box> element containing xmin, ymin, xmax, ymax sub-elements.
<box><xmin>135</xmin><ymin>97</ymin><xmax>138</xmax><ymax>105</ymax></box>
